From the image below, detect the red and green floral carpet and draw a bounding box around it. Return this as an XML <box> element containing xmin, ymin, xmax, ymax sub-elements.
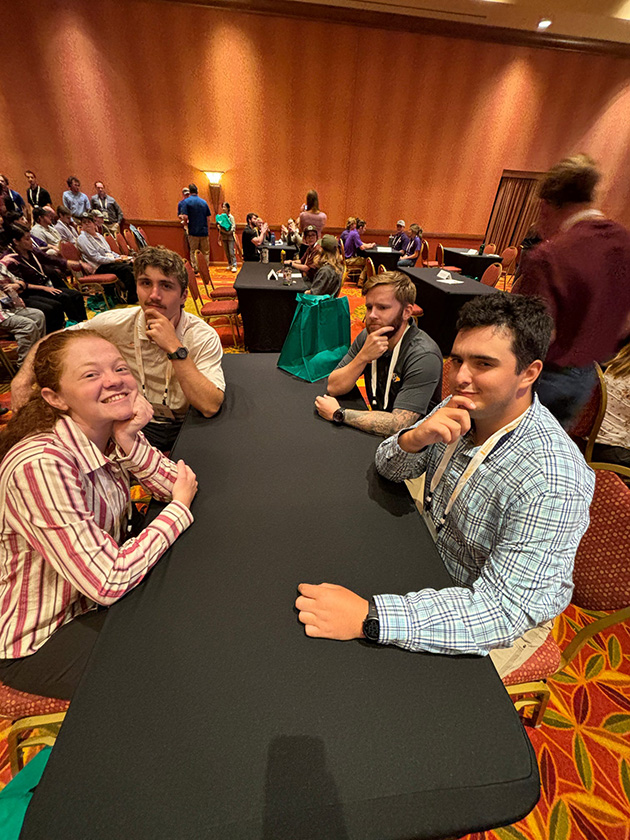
<box><xmin>1</xmin><ymin>269</ymin><xmax>629</xmax><ymax>840</ymax></box>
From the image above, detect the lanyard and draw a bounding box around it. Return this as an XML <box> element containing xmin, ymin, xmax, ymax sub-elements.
<box><xmin>423</xmin><ymin>404</ymin><xmax>530</xmax><ymax>535</ymax></box>
<box><xmin>23</xmin><ymin>251</ymin><xmax>47</xmax><ymax>280</ymax></box>
<box><xmin>133</xmin><ymin>311</ymin><xmax>172</xmax><ymax>406</ymax></box>
<box><xmin>30</xmin><ymin>186</ymin><xmax>41</xmax><ymax>206</ymax></box>
<box><xmin>371</xmin><ymin>324</ymin><xmax>410</xmax><ymax>411</ymax></box>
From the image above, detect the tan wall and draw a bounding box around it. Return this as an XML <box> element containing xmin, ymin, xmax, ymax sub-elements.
<box><xmin>2</xmin><ymin>0</ymin><xmax>630</xmax><ymax>236</ymax></box>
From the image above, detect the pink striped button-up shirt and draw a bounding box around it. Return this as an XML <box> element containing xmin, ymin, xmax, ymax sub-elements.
<box><xmin>0</xmin><ymin>416</ymin><xmax>193</xmax><ymax>659</ymax></box>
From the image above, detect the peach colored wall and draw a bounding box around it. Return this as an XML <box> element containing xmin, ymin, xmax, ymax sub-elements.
<box><xmin>2</xmin><ymin>0</ymin><xmax>630</xmax><ymax>235</ymax></box>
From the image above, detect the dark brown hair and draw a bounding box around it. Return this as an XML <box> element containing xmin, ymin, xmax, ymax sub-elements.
<box><xmin>305</xmin><ymin>189</ymin><xmax>320</xmax><ymax>212</ymax></box>
<box><xmin>133</xmin><ymin>245</ymin><xmax>188</xmax><ymax>294</ymax></box>
<box><xmin>538</xmin><ymin>154</ymin><xmax>600</xmax><ymax>208</ymax></box>
<box><xmin>0</xmin><ymin>331</ymin><xmax>103</xmax><ymax>461</ymax></box>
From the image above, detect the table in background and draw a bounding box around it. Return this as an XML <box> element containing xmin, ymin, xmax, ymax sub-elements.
<box><xmin>443</xmin><ymin>247</ymin><xmax>502</xmax><ymax>280</ymax></box>
<box><xmin>235</xmin><ymin>262</ymin><xmax>308</xmax><ymax>352</ymax></box>
<box><xmin>22</xmin><ymin>355</ymin><xmax>539</xmax><ymax>840</ymax></box>
<box><xmin>362</xmin><ymin>247</ymin><xmax>401</xmax><ymax>272</ymax></box>
<box><xmin>401</xmin><ymin>266</ymin><xmax>498</xmax><ymax>354</ymax></box>
<box><xmin>263</xmin><ymin>243</ymin><xmax>297</xmax><ymax>262</ymax></box>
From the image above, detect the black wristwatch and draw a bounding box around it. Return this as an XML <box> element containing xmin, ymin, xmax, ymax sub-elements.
<box><xmin>362</xmin><ymin>599</ymin><xmax>380</xmax><ymax>643</ymax></box>
<box><xmin>167</xmin><ymin>346</ymin><xmax>188</xmax><ymax>360</ymax></box>
<box><xmin>332</xmin><ymin>408</ymin><xmax>345</xmax><ymax>425</ymax></box>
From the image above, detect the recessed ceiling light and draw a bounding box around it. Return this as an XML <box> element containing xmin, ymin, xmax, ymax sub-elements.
<box><xmin>538</xmin><ymin>18</ymin><xmax>552</xmax><ymax>30</ymax></box>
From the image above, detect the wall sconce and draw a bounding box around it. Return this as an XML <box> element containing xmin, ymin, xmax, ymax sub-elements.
<box><xmin>204</xmin><ymin>171</ymin><xmax>224</xmax><ymax>186</ymax></box>
<box><xmin>203</xmin><ymin>171</ymin><xmax>224</xmax><ymax>213</ymax></box>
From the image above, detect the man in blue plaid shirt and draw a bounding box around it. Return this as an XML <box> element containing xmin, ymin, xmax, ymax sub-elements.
<box><xmin>296</xmin><ymin>294</ymin><xmax>595</xmax><ymax>678</ymax></box>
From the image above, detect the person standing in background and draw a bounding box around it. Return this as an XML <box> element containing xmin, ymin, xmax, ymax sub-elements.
<box><xmin>216</xmin><ymin>201</ymin><xmax>237</xmax><ymax>273</ymax></box>
<box><xmin>179</xmin><ymin>184</ymin><xmax>211</xmax><ymax>273</ymax></box>
<box><xmin>299</xmin><ymin>190</ymin><xmax>327</xmax><ymax>237</ymax></box>
<box><xmin>62</xmin><ymin>176</ymin><xmax>91</xmax><ymax>223</ymax></box>
<box><xmin>91</xmin><ymin>181</ymin><xmax>124</xmax><ymax>237</ymax></box>
<box><xmin>513</xmin><ymin>154</ymin><xmax>630</xmax><ymax>428</ymax></box>
<box><xmin>24</xmin><ymin>171</ymin><xmax>53</xmax><ymax>217</ymax></box>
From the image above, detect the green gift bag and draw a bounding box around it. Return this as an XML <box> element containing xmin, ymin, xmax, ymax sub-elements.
<box><xmin>278</xmin><ymin>293</ymin><xmax>351</xmax><ymax>382</ymax></box>
<box><xmin>0</xmin><ymin>746</ymin><xmax>51</xmax><ymax>839</ymax></box>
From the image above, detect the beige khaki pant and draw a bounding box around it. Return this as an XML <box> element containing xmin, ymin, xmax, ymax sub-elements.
<box><xmin>489</xmin><ymin>621</ymin><xmax>554</xmax><ymax>679</ymax></box>
<box><xmin>188</xmin><ymin>235</ymin><xmax>209</xmax><ymax>272</ymax></box>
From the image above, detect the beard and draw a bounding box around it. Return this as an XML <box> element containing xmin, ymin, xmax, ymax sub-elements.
<box><xmin>367</xmin><ymin>305</ymin><xmax>406</xmax><ymax>335</ymax></box>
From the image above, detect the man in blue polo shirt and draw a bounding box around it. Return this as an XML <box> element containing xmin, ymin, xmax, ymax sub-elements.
<box><xmin>179</xmin><ymin>184</ymin><xmax>211</xmax><ymax>272</ymax></box>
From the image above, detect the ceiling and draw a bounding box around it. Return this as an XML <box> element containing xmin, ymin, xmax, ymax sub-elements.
<box><xmin>286</xmin><ymin>0</ymin><xmax>630</xmax><ymax>46</ymax></box>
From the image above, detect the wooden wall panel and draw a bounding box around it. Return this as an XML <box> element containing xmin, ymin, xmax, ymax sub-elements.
<box><xmin>2</xmin><ymin>0</ymin><xmax>630</xmax><ymax>235</ymax></box>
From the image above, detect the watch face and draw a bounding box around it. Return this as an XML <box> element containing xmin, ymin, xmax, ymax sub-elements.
<box><xmin>363</xmin><ymin>618</ymin><xmax>380</xmax><ymax>642</ymax></box>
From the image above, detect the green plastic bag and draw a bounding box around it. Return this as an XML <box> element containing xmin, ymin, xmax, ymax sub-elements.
<box><xmin>0</xmin><ymin>746</ymin><xmax>51</xmax><ymax>838</ymax></box>
<box><xmin>278</xmin><ymin>293</ymin><xmax>351</xmax><ymax>382</ymax></box>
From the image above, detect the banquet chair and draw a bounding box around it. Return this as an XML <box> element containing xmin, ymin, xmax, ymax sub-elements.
<box><xmin>0</xmin><ymin>336</ymin><xmax>18</xmax><ymax>376</ymax></box>
<box><xmin>195</xmin><ymin>251</ymin><xmax>236</xmax><ymax>299</ymax></box>
<box><xmin>59</xmin><ymin>241</ymin><xmax>118</xmax><ymax>310</ymax></box>
<box><xmin>420</xmin><ymin>240</ymin><xmax>430</xmax><ymax>267</ymax></box>
<box><xmin>567</xmin><ymin>363</ymin><xmax>606</xmax><ymax>463</ymax></box>
<box><xmin>425</xmin><ymin>240</ymin><xmax>439</xmax><ymax>268</ymax></box>
<box><xmin>485</xmin><ymin>243</ymin><xmax>497</xmax><ymax>254</ymax></box>
<box><xmin>480</xmin><ymin>262</ymin><xmax>502</xmax><ymax>287</ymax></box>
<box><xmin>116</xmin><ymin>232</ymin><xmax>131</xmax><ymax>256</ymax></box>
<box><xmin>434</xmin><ymin>244</ymin><xmax>462</xmax><ymax>273</ymax></box>
<box><xmin>378</xmin><ymin>263</ymin><xmax>387</xmax><ymax>274</ymax></box>
<box><xmin>123</xmin><ymin>228</ymin><xmax>139</xmax><ymax>254</ymax></box>
<box><xmin>185</xmin><ymin>261</ymin><xmax>240</xmax><ymax>346</ymax></box>
<box><xmin>498</xmin><ymin>245</ymin><xmax>518</xmax><ymax>291</ymax></box>
<box><xmin>364</xmin><ymin>258</ymin><xmax>376</xmax><ymax>285</ymax></box>
<box><xmin>105</xmin><ymin>233</ymin><xmax>120</xmax><ymax>254</ymax></box>
<box><xmin>0</xmin><ymin>681</ymin><xmax>68</xmax><ymax>777</ymax></box>
<box><xmin>137</xmin><ymin>226</ymin><xmax>150</xmax><ymax>245</ymax></box>
<box><xmin>504</xmin><ymin>466</ymin><xmax>630</xmax><ymax>727</ymax></box>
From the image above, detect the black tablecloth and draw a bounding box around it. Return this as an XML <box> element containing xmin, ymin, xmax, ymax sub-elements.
<box><xmin>401</xmin><ymin>266</ymin><xmax>498</xmax><ymax>354</ymax></box>
<box><xmin>235</xmin><ymin>262</ymin><xmax>309</xmax><ymax>352</ymax></box>
<box><xmin>22</xmin><ymin>355</ymin><xmax>538</xmax><ymax>840</ymax></box>
<box><xmin>362</xmin><ymin>248</ymin><xmax>401</xmax><ymax>272</ymax></box>
<box><xmin>443</xmin><ymin>247</ymin><xmax>502</xmax><ymax>280</ymax></box>
<box><xmin>263</xmin><ymin>243</ymin><xmax>298</xmax><ymax>262</ymax></box>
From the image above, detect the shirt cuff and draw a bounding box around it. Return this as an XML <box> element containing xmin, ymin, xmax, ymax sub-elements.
<box><xmin>373</xmin><ymin>594</ymin><xmax>416</xmax><ymax>646</ymax></box>
<box><xmin>115</xmin><ymin>432</ymin><xmax>154</xmax><ymax>472</ymax></box>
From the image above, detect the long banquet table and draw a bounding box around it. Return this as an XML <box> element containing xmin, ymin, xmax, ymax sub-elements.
<box><xmin>400</xmin><ymin>266</ymin><xmax>498</xmax><ymax>354</ymax></box>
<box><xmin>21</xmin><ymin>355</ymin><xmax>539</xmax><ymax>840</ymax></box>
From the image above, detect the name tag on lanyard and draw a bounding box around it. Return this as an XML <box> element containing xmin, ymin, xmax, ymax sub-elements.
<box><xmin>371</xmin><ymin>324</ymin><xmax>409</xmax><ymax>411</ymax></box>
<box><xmin>134</xmin><ymin>312</ymin><xmax>176</xmax><ymax>420</ymax></box>
<box><xmin>422</xmin><ymin>405</ymin><xmax>530</xmax><ymax>542</ymax></box>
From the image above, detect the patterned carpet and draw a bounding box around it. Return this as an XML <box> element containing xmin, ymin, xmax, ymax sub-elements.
<box><xmin>1</xmin><ymin>269</ymin><xmax>629</xmax><ymax>840</ymax></box>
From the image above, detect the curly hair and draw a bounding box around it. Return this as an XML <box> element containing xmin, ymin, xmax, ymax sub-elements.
<box><xmin>133</xmin><ymin>245</ymin><xmax>188</xmax><ymax>294</ymax></box>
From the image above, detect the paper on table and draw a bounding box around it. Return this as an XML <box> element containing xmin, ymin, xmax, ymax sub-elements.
<box><xmin>375</xmin><ymin>246</ymin><xmax>390</xmax><ymax>252</ymax></box>
<box><xmin>466</xmin><ymin>248</ymin><xmax>479</xmax><ymax>255</ymax></box>
<box><xmin>436</xmin><ymin>269</ymin><xmax>464</xmax><ymax>285</ymax></box>
<box><xmin>267</xmin><ymin>269</ymin><xmax>278</xmax><ymax>281</ymax></box>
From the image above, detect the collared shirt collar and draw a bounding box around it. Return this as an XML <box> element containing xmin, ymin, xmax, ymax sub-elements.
<box><xmin>560</xmin><ymin>208</ymin><xmax>605</xmax><ymax>232</ymax></box>
<box><xmin>53</xmin><ymin>415</ymin><xmax>112</xmax><ymax>475</ymax></box>
<box><xmin>454</xmin><ymin>396</ymin><xmax>538</xmax><ymax>460</ymax></box>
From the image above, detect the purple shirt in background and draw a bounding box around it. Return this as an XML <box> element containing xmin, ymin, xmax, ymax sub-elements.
<box><xmin>344</xmin><ymin>229</ymin><xmax>364</xmax><ymax>258</ymax></box>
<box><xmin>405</xmin><ymin>236</ymin><xmax>422</xmax><ymax>258</ymax></box>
